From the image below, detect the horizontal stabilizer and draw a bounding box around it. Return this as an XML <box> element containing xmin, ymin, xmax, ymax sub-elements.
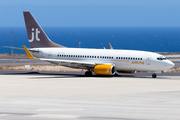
<box><xmin>4</xmin><ymin>46</ymin><xmax>24</xmax><ymax>50</ymax></box>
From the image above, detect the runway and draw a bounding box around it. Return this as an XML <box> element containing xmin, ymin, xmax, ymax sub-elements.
<box><xmin>0</xmin><ymin>71</ymin><xmax>180</xmax><ymax>120</ymax></box>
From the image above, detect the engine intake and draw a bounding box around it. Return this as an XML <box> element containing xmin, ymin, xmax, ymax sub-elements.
<box><xmin>94</xmin><ymin>65</ymin><xmax>115</xmax><ymax>75</ymax></box>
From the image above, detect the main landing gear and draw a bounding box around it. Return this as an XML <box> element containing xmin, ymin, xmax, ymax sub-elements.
<box><xmin>85</xmin><ymin>70</ymin><xmax>92</xmax><ymax>77</ymax></box>
<box><xmin>152</xmin><ymin>74</ymin><xmax>157</xmax><ymax>78</ymax></box>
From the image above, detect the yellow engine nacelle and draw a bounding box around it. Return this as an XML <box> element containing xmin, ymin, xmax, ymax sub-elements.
<box><xmin>94</xmin><ymin>65</ymin><xmax>115</xmax><ymax>75</ymax></box>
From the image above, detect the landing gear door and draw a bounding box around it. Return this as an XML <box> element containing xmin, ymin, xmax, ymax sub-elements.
<box><xmin>146</xmin><ymin>57</ymin><xmax>151</xmax><ymax>65</ymax></box>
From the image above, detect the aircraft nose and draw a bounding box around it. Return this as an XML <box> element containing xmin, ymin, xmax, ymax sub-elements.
<box><xmin>166</xmin><ymin>60</ymin><xmax>174</xmax><ymax>69</ymax></box>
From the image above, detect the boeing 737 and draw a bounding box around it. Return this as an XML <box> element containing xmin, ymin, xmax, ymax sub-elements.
<box><xmin>8</xmin><ymin>12</ymin><xmax>175</xmax><ymax>78</ymax></box>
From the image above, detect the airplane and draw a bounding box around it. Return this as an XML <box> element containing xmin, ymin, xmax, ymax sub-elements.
<box><xmin>7</xmin><ymin>11</ymin><xmax>175</xmax><ymax>78</ymax></box>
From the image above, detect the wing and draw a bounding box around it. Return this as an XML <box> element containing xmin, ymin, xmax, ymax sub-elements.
<box><xmin>23</xmin><ymin>45</ymin><xmax>115</xmax><ymax>70</ymax></box>
<box><xmin>40</xmin><ymin>58</ymin><xmax>115</xmax><ymax>70</ymax></box>
<box><xmin>40</xmin><ymin>58</ymin><xmax>96</xmax><ymax>69</ymax></box>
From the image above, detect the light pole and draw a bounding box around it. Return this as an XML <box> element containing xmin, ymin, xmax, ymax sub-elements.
<box><xmin>11</xmin><ymin>31</ymin><xmax>13</xmax><ymax>55</ymax></box>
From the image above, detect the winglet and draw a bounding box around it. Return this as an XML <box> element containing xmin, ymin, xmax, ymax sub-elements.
<box><xmin>23</xmin><ymin>45</ymin><xmax>36</xmax><ymax>59</ymax></box>
<box><xmin>108</xmin><ymin>43</ymin><xmax>113</xmax><ymax>49</ymax></box>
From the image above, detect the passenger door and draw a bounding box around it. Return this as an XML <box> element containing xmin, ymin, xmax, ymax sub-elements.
<box><xmin>48</xmin><ymin>51</ymin><xmax>52</xmax><ymax>58</ymax></box>
<box><xmin>146</xmin><ymin>57</ymin><xmax>151</xmax><ymax>65</ymax></box>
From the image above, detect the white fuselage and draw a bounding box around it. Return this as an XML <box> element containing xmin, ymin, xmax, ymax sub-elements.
<box><xmin>30</xmin><ymin>47</ymin><xmax>174</xmax><ymax>72</ymax></box>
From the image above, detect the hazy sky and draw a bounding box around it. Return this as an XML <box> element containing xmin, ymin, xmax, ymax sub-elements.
<box><xmin>1</xmin><ymin>0</ymin><xmax>180</xmax><ymax>27</ymax></box>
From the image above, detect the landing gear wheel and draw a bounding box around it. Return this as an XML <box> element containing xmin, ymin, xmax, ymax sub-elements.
<box><xmin>85</xmin><ymin>71</ymin><xmax>92</xmax><ymax>77</ymax></box>
<box><xmin>152</xmin><ymin>74</ymin><xmax>157</xmax><ymax>78</ymax></box>
<box><xmin>114</xmin><ymin>73</ymin><xmax>119</xmax><ymax>76</ymax></box>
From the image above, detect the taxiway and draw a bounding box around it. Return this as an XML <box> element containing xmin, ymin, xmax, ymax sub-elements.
<box><xmin>0</xmin><ymin>71</ymin><xmax>180</xmax><ymax>120</ymax></box>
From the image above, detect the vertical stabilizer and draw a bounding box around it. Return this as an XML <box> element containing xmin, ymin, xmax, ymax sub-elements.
<box><xmin>23</xmin><ymin>11</ymin><xmax>65</xmax><ymax>48</ymax></box>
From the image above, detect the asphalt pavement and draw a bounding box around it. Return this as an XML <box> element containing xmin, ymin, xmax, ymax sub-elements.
<box><xmin>0</xmin><ymin>72</ymin><xmax>180</xmax><ymax>120</ymax></box>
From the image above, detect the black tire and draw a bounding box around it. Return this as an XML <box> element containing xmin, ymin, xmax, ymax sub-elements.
<box><xmin>85</xmin><ymin>71</ymin><xmax>92</xmax><ymax>77</ymax></box>
<box><xmin>152</xmin><ymin>74</ymin><xmax>157</xmax><ymax>78</ymax></box>
<box><xmin>114</xmin><ymin>73</ymin><xmax>119</xmax><ymax>76</ymax></box>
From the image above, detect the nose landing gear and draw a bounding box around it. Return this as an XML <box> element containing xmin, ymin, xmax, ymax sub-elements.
<box><xmin>152</xmin><ymin>74</ymin><xmax>157</xmax><ymax>78</ymax></box>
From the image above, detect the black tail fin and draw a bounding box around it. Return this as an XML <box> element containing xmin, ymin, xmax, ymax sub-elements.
<box><xmin>23</xmin><ymin>11</ymin><xmax>65</xmax><ymax>48</ymax></box>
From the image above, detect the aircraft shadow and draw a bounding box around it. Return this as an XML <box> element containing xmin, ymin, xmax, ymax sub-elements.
<box><xmin>0</xmin><ymin>70</ymin><xmax>177</xmax><ymax>79</ymax></box>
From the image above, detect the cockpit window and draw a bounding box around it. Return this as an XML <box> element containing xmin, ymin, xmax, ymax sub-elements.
<box><xmin>157</xmin><ymin>56</ymin><xmax>167</xmax><ymax>60</ymax></box>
